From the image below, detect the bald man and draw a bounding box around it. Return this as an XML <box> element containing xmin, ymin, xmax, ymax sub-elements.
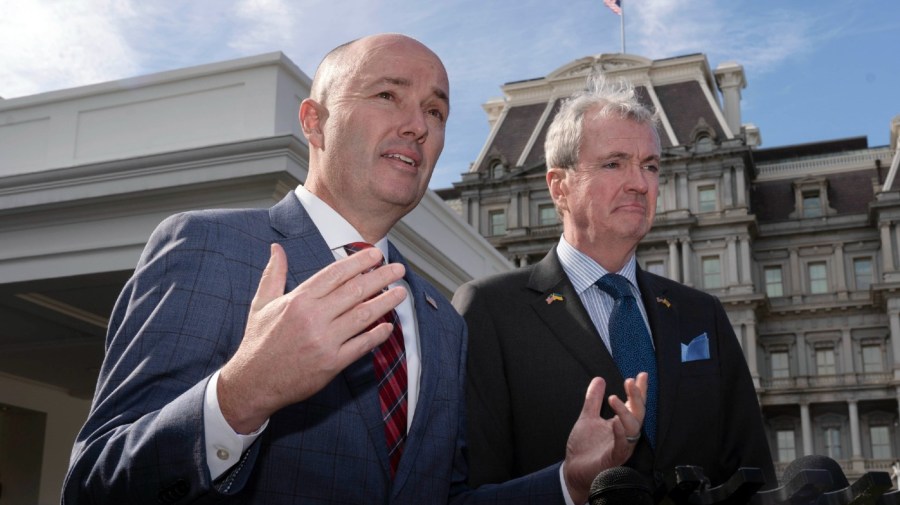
<box><xmin>63</xmin><ymin>34</ymin><xmax>644</xmax><ymax>505</ymax></box>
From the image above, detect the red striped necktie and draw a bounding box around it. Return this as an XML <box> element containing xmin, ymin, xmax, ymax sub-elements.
<box><xmin>343</xmin><ymin>242</ymin><xmax>408</xmax><ymax>477</ymax></box>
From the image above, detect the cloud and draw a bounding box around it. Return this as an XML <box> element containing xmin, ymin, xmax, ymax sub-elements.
<box><xmin>629</xmin><ymin>0</ymin><xmax>818</xmax><ymax>75</ymax></box>
<box><xmin>0</xmin><ymin>0</ymin><xmax>139</xmax><ymax>98</ymax></box>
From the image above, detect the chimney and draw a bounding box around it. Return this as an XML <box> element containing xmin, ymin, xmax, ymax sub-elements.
<box><xmin>714</xmin><ymin>61</ymin><xmax>746</xmax><ymax>137</ymax></box>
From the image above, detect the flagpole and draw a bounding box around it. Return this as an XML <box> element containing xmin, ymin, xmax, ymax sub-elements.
<box><xmin>620</xmin><ymin>0</ymin><xmax>626</xmax><ymax>53</ymax></box>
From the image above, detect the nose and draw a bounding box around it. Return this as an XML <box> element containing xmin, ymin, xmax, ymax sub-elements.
<box><xmin>399</xmin><ymin>105</ymin><xmax>429</xmax><ymax>143</ymax></box>
<box><xmin>623</xmin><ymin>162</ymin><xmax>650</xmax><ymax>194</ymax></box>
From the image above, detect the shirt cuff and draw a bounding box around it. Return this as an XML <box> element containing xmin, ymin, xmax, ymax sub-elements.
<box><xmin>203</xmin><ymin>370</ymin><xmax>268</xmax><ymax>480</ymax></box>
<box><xmin>559</xmin><ymin>462</ymin><xmax>580</xmax><ymax>505</ymax></box>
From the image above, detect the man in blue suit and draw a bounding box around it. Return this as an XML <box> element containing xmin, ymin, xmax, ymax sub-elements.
<box><xmin>454</xmin><ymin>76</ymin><xmax>776</xmax><ymax>496</ymax></box>
<box><xmin>63</xmin><ymin>34</ymin><xmax>647</xmax><ymax>504</ymax></box>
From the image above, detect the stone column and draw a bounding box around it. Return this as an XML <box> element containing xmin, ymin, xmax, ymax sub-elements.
<box><xmin>834</xmin><ymin>244</ymin><xmax>847</xmax><ymax>295</ymax></box>
<box><xmin>849</xmin><ymin>400</ymin><xmax>864</xmax><ymax>473</ymax></box>
<box><xmin>797</xmin><ymin>333</ymin><xmax>809</xmax><ymax>378</ymax></box>
<box><xmin>801</xmin><ymin>403</ymin><xmax>813</xmax><ymax>456</ymax></box>
<box><xmin>841</xmin><ymin>328</ymin><xmax>855</xmax><ymax>384</ymax></box>
<box><xmin>882</xmin><ymin>223</ymin><xmax>896</xmax><ymax>274</ymax></box>
<box><xmin>735</xmin><ymin>166</ymin><xmax>747</xmax><ymax>207</ymax></box>
<box><xmin>668</xmin><ymin>239</ymin><xmax>681</xmax><ymax>282</ymax></box>
<box><xmin>891</xmin><ymin>311</ymin><xmax>900</xmax><ymax>381</ymax></box>
<box><xmin>740</xmin><ymin>235</ymin><xmax>753</xmax><ymax>286</ymax></box>
<box><xmin>745</xmin><ymin>320</ymin><xmax>760</xmax><ymax>387</ymax></box>
<box><xmin>681</xmin><ymin>239</ymin><xmax>693</xmax><ymax>287</ymax></box>
<box><xmin>727</xmin><ymin>236</ymin><xmax>739</xmax><ymax>286</ymax></box>
<box><xmin>723</xmin><ymin>169</ymin><xmax>734</xmax><ymax>208</ymax></box>
<box><xmin>790</xmin><ymin>248</ymin><xmax>802</xmax><ymax>299</ymax></box>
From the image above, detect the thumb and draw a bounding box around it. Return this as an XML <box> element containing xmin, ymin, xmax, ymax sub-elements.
<box><xmin>580</xmin><ymin>377</ymin><xmax>607</xmax><ymax>419</ymax></box>
<box><xmin>250</xmin><ymin>243</ymin><xmax>288</xmax><ymax>314</ymax></box>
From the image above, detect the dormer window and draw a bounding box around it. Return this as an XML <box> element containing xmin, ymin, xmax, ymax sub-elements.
<box><xmin>790</xmin><ymin>177</ymin><xmax>835</xmax><ymax>219</ymax></box>
<box><xmin>802</xmin><ymin>191</ymin><xmax>822</xmax><ymax>217</ymax></box>
<box><xmin>490</xmin><ymin>160</ymin><xmax>506</xmax><ymax>179</ymax></box>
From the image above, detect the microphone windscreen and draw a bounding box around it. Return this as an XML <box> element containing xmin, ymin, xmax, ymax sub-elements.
<box><xmin>589</xmin><ymin>466</ymin><xmax>654</xmax><ymax>505</ymax></box>
<box><xmin>782</xmin><ymin>454</ymin><xmax>850</xmax><ymax>491</ymax></box>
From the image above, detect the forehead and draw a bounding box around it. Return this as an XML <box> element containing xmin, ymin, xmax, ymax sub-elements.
<box><xmin>350</xmin><ymin>37</ymin><xmax>449</xmax><ymax>93</ymax></box>
<box><xmin>581</xmin><ymin>114</ymin><xmax>660</xmax><ymax>155</ymax></box>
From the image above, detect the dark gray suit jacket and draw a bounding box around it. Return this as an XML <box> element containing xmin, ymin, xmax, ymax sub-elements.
<box><xmin>453</xmin><ymin>248</ymin><xmax>775</xmax><ymax>493</ymax></box>
<box><xmin>63</xmin><ymin>193</ymin><xmax>563</xmax><ymax>505</ymax></box>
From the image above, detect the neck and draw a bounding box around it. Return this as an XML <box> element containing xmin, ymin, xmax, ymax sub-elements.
<box><xmin>564</xmin><ymin>230</ymin><xmax>636</xmax><ymax>273</ymax></box>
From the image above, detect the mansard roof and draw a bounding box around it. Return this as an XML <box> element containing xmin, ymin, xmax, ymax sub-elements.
<box><xmin>469</xmin><ymin>52</ymin><xmax>735</xmax><ymax>175</ymax></box>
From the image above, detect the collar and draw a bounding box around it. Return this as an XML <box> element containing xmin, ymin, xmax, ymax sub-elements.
<box><xmin>294</xmin><ymin>185</ymin><xmax>389</xmax><ymax>259</ymax></box>
<box><xmin>555</xmin><ymin>234</ymin><xmax>638</xmax><ymax>294</ymax></box>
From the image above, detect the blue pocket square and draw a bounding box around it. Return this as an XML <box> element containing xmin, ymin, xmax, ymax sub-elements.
<box><xmin>681</xmin><ymin>333</ymin><xmax>710</xmax><ymax>362</ymax></box>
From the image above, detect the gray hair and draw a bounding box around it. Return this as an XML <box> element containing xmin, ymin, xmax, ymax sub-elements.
<box><xmin>544</xmin><ymin>74</ymin><xmax>659</xmax><ymax>170</ymax></box>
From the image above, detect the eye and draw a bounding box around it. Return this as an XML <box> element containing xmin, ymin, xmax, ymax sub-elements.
<box><xmin>377</xmin><ymin>91</ymin><xmax>395</xmax><ymax>100</ymax></box>
<box><xmin>427</xmin><ymin>108</ymin><xmax>446</xmax><ymax>123</ymax></box>
<box><xmin>643</xmin><ymin>164</ymin><xmax>659</xmax><ymax>173</ymax></box>
<box><xmin>603</xmin><ymin>162</ymin><xmax>620</xmax><ymax>170</ymax></box>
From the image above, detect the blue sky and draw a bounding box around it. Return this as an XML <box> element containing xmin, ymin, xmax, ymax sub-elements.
<box><xmin>2</xmin><ymin>0</ymin><xmax>898</xmax><ymax>189</ymax></box>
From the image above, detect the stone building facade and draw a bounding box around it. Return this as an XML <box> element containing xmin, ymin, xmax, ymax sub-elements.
<box><xmin>443</xmin><ymin>52</ymin><xmax>900</xmax><ymax>480</ymax></box>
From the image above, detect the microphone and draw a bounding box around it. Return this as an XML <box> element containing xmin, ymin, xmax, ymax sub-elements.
<box><xmin>750</xmin><ymin>467</ymin><xmax>831</xmax><ymax>504</ymax></box>
<box><xmin>688</xmin><ymin>467</ymin><xmax>767</xmax><ymax>505</ymax></box>
<box><xmin>589</xmin><ymin>466</ymin><xmax>655</xmax><ymax>505</ymax></box>
<box><xmin>783</xmin><ymin>455</ymin><xmax>850</xmax><ymax>491</ymax></box>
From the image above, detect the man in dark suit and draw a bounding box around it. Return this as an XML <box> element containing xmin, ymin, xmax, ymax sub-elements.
<box><xmin>454</xmin><ymin>76</ymin><xmax>776</xmax><ymax>495</ymax></box>
<box><xmin>63</xmin><ymin>34</ymin><xmax>647</xmax><ymax>505</ymax></box>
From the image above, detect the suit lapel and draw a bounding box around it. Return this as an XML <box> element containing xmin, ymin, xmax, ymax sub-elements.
<box><xmin>637</xmin><ymin>270</ymin><xmax>680</xmax><ymax>450</ymax></box>
<box><xmin>527</xmin><ymin>250</ymin><xmax>626</xmax><ymax>400</ymax></box>
<box><xmin>268</xmin><ymin>193</ymin><xmax>390</xmax><ymax>477</ymax></box>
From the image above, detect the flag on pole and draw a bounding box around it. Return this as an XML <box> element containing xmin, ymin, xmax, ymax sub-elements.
<box><xmin>604</xmin><ymin>0</ymin><xmax>622</xmax><ymax>15</ymax></box>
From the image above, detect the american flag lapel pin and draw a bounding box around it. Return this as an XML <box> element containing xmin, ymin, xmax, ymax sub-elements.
<box><xmin>656</xmin><ymin>296</ymin><xmax>672</xmax><ymax>308</ymax></box>
<box><xmin>425</xmin><ymin>294</ymin><xmax>438</xmax><ymax>310</ymax></box>
<box><xmin>545</xmin><ymin>293</ymin><xmax>564</xmax><ymax>305</ymax></box>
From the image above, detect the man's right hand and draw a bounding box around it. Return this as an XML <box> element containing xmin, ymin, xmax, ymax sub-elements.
<box><xmin>217</xmin><ymin>243</ymin><xmax>406</xmax><ymax>434</ymax></box>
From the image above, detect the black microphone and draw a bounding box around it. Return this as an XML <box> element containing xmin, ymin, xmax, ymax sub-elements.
<box><xmin>818</xmin><ymin>471</ymin><xmax>892</xmax><ymax>505</ymax></box>
<box><xmin>783</xmin><ymin>455</ymin><xmax>850</xmax><ymax>491</ymax></box>
<box><xmin>589</xmin><ymin>466</ymin><xmax>655</xmax><ymax>505</ymax></box>
<box><xmin>688</xmin><ymin>467</ymin><xmax>767</xmax><ymax>505</ymax></box>
<box><xmin>750</xmin><ymin>467</ymin><xmax>831</xmax><ymax>504</ymax></box>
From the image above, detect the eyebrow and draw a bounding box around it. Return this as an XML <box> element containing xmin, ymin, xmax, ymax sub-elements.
<box><xmin>604</xmin><ymin>151</ymin><xmax>660</xmax><ymax>163</ymax></box>
<box><xmin>381</xmin><ymin>77</ymin><xmax>449</xmax><ymax>105</ymax></box>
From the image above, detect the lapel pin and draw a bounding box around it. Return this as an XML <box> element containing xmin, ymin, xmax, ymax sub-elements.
<box><xmin>425</xmin><ymin>294</ymin><xmax>438</xmax><ymax>310</ymax></box>
<box><xmin>656</xmin><ymin>296</ymin><xmax>671</xmax><ymax>308</ymax></box>
<box><xmin>545</xmin><ymin>293</ymin><xmax>564</xmax><ymax>305</ymax></box>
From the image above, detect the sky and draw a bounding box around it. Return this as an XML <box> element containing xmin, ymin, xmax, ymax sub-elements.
<box><xmin>2</xmin><ymin>0</ymin><xmax>898</xmax><ymax>189</ymax></box>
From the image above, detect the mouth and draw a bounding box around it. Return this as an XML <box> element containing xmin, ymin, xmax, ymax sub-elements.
<box><xmin>383</xmin><ymin>152</ymin><xmax>419</xmax><ymax>168</ymax></box>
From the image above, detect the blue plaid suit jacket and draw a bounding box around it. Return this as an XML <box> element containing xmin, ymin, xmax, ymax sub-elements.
<box><xmin>63</xmin><ymin>192</ymin><xmax>563</xmax><ymax>505</ymax></box>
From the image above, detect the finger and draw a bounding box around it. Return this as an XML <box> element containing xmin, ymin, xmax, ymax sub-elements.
<box><xmin>635</xmin><ymin>372</ymin><xmax>649</xmax><ymax>401</ymax></box>
<box><xmin>580</xmin><ymin>377</ymin><xmax>607</xmax><ymax>418</ymax></box>
<box><xmin>609</xmin><ymin>393</ymin><xmax>642</xmax><ymax>435</ymax></box>
<box><xmin>334</xmin><ymin>320</ymin><xmax>394</xmax><ymax>369</ymax></box>
<box><xmin>301</xmin><ymin>247</ymin><xmax>390</xmax><ymax>299</ymax></box>
<box><xmin>330</xmin><ymin>284</ymin><xmax>408</xmax><ymax>341</ymax></box>
<box><xmin>250</xmin><ymin>243</ymin><xmax>289</xmax><ymax>314</ymax></box>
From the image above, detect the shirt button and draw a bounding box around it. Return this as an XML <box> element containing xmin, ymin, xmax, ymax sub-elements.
<box><xmin>216</xmin><ymin>448</ymin><xmax>230</xmax><ymax>460</ymax></box>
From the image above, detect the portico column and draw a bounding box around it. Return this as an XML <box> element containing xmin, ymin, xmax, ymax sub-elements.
<box><xmin>801</xmin><ymin>403</ymin><xmax>813</xmax><ymax>456</ymax></box>
<box><xmin>891</xmin><ymin>311</ymin><xmax>900</xmax><ymax>380</ymax></box>
<box><xmin>834</xmin><ymin>244</ymin><xmax>847</xmax><ymax>294</ymax></box>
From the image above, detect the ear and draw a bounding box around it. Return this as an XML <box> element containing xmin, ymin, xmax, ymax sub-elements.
<box><xmin>299</xmin><ymin>98</ymin><xmax>326</xmax><ymax>149</ymax></box>
<box><xmin>546</xmin><ymin>168</ymin><xmax>568</xmax><ymax>214</ymax></box>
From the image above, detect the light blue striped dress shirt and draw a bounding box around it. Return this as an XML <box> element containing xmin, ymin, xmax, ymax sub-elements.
<box><xmin>555</xmin><ymin>236</ymin><xmax>654</xmax><ymax>353</ymax></box>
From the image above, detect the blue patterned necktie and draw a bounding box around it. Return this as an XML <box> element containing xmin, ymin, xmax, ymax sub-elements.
<box><xmin>595</xmin><ymin>273</ymin><xmax>658</xmax><ymax>448</ymax></box>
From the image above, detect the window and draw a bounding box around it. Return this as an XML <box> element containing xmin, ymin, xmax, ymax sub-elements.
<box><xmin>808</xmin><ymin>262</ymin><xmax>828</xmax><ymax>294</ymax></box>
<box><xmin>816</xmin><ymin>348</ymin><xmax>836</xmax><ymax>375</ymax></box>
<box><xmin>803</xmin><ymin>191</ymin><xmax>822</xmax><ymax>218</ymax></box>
<box><xmin>646</xmin><ymin>260</ymin><xmax>666</xmax><ymax>277</ymax></box>
<box><xmin>771</xmin><ymin>351</ymin><xmax>790</xmax><ymax>378</ymax></box>
<box><xmin>698</xmin><ymin>185</ymin><xmax>717</xmax><ymax>213</ymax></box>
<box><xmin>765</xmin><ymin>266</ymin><xmax>784</xmax><ymax>297</ymax></box>
<box><xmin>862</xmin><ymin>344</ymin><xmax>883</xmax><ymax>373</ymax></box>
<box><xmin>824</xmin><ymin>427</ymin><xmax>842</xmax><ymax>459</ymax></box>
<box><xmin>702</xmin><ymin>256</ymin><xmax>722</xmax><ymax>288</ymax></box>
<box><xmin>871</xmin><ymin>426</ymin><xmax>892</xmax><ymax>459</ymax></box>
<box><xmin>854</xmin><ymin>258</ymin><xmax>873</xmax><ymax>291</ymax></box>
<box><xmin>490</xmin><ymin>160</ymin><xmax>505</xmax><ymax>179</ymax></box>
<box><xmin>489</xmin><ymin>210</ymin><xmax>506</xmax><ymax>236</ymax></box>
<box><xmin>777</xmin><ymin>430</ymin><xmax>796</xmax><ymax>462</ymax></box>
<box><xmin>538</xmin><ymin>204</ymin><xmax>557</xmax><ymax>226</ymax></box>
